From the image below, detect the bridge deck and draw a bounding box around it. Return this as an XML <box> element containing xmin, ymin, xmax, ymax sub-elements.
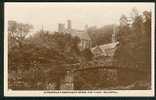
<box><xmin>65</xmin><ymin>63</ymin><xmax>146</xmax><ymax>73</ymax></box>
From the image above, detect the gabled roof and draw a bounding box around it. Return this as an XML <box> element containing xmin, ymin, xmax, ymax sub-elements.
<box><xmin>99</xmin><ymin>41</ymin><xmax>119</xmax><ymax>51</ymax></box>
<box><xmin>65</xmin><ymin>29</ymin><xmax>91</xmax><ymax>40</ymax></box>
<box><xmin>90</xmin><ymin>46</ymin><xmax>104</xmax><ymax>56</ymax></box>
<box><xmin>74</xmin><ymin>31</ymin><xmax>91</xmax><ymax>40</ymax></box>
<box><xmin>91</xmin><ymin>41</ymin><xmax>119</xmax><ymax>51</ymax></box>
<box><xmin>90</xmin><ymin>41</ymin><xmax>119</xmax><ymax>57</ymax></box>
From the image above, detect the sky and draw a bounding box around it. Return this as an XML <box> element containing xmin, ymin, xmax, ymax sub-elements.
<box><xmin>5</xmin><ymin>3</ymin><xmax>154</xmax><ymax>32</ymax></box>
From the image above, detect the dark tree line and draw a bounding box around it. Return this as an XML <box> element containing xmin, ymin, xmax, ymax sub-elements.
<box><xmin>8</xmin><ymin>21</ymin><xmax>82</xmax><ymax>89</ymax></box>
<box><xmin>113</xmin><ymin>9</ymin><xmax>151</xmax><ymax>87</ymax></box>
<box><xmin>87</xmin><ymin>25</ymin><xmax>113</xmax><ymax>46</ymax></box>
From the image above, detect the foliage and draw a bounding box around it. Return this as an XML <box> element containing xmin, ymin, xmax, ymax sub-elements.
<box><xmin>87</xmin><ymin>25</ymin><xmax>113</xmax><ymax>46</ymax></box>
<box><xmin>8</xmin><ymin>20</ymin><xmax>33</xmax><ymax>48</ymax></box>
<box><xmin>113</xmin><ymin>9</ymin><xmax>151</xmax><ymax>83</ymax></box>
<box><xmin>8</xmin><ymin>27</ymin><xmax>82</xmax><ymax>89</ymax></box>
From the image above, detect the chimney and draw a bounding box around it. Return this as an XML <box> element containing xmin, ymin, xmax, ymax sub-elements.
<box><xmin>112</xmin><ymin>24</ymin><xmax>117</xmax><ymax>43</ymax></box>
<box><xmin>58</xmin><ymin>23</ymin><xmax>65</xmax><ymax>33</ymax></box>
<box><xmin>67</xmin><ymin>20</ymin><xmax>71</xmax><ymax>29</ymax></box>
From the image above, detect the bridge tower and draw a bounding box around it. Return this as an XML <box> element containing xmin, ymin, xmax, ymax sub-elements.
<box><xmin>60</xmin><ymin>70</ymin><xmax>74</xmax><ymax>90</ymax></box>
<box><xmin>67</xmin><ymin>20</ymin><xmax>72</xmax><ymax>30</ymax></box>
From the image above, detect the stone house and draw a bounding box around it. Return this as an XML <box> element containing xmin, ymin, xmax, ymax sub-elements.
<box><xmin>58</xmin><ymin>20</ymin><xmax>92</xmax><ymax>50</ymax></box>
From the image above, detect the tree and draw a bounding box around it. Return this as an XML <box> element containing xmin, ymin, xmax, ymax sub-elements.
<box><xmin>8</xmin><ymin>20</ymin><xmax>33</xmax><ymax>48</ymax></box>
<box><xmin>113</xmin><ymin>9</ymin><xmax>151</xmax><ymax>86</ymax></box>
<box><xmin>130</xmin><ymin>7</ymin><xmax>139</xmax><ymax>20</ymax></box>
<box><xmin>87</xmin><ymin>25</ymin><xmax>113</xmax><ymax>46</ymax></box>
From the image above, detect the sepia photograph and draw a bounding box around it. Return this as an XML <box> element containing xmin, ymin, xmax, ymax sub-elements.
<box><xmin>4</xmin><ymin>2</ymin><xmax>155</xmax><ymax>96</ymax></box>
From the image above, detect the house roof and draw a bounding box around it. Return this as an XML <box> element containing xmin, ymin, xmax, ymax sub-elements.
<box><xmin>91</xmin><ymin>41</ymin><xmax>119</xmax><ymax>51</ymax></box>
<box><xmin>90</xmin><ymin>41</ymin><xmax>119</xmax><ymax>56</ymax></box>
<box><xmin>99</xmin><ymin>41</ymin><xmax>119</xmax><ymax>51</ymax></box>
<box><xmin>66</xmin><ymin>29</ymin><xmax>91</xmax><ymax>40</ymax></box>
